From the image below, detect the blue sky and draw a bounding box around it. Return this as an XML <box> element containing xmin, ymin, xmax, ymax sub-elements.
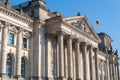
<box><xmin>10</xmin><ymin>0</ymin><xmax>120</xmax><ymax>56</ymax></box>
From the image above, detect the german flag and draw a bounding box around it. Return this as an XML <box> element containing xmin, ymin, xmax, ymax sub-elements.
<box><xmin>96</xmin><ymin>21</ymin><xmax>99</xmax><ymax>27</ymax></box>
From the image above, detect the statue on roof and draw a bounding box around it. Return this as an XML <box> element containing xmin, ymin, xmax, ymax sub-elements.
<box><xmin>77</xmin><ymin>12</ymin><xmax>81</xmax><ymax>16</ymax></box>
<box><xmin>115</xmin><ymin>49</ymin><xmax>118</xmax><ymax>56</ymax></box>
<box><xmin>0</xmin><ymin>0</ymin><xmax>6</xmax><ymax>4</ymax></box>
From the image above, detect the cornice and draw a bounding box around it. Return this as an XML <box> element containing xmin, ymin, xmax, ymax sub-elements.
<box><xmin>63</xmin><ymin>16</ymin><xmax>84</xmax><ymax>21</ymax></box>
<box><xmin>0</xmin><ymin>4</ymin><xmax>33</xmax><ymax>24</ymax></box>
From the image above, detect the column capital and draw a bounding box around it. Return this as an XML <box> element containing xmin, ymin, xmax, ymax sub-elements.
<box><xmin>93</xmin><ymin>47</ymin><xmax>99</xmax><ymax>52</ymax></box>
<box><xmin>18</xmin><ymin>28</ymin><xmax>24</xmax><ymax>33</ymax></box>
<box><xmin>67</xmin><ymin>35</ymin><xmax>74</xmax><ymax>40</ymax></box>
<box><xmin>56</xmin><ymin>30</ymin><xmax>65</xmax><ymax>35</ymax></box>
<box><xmin>76</xmin><ymin>38</ymin><xmax>82</xmax><ymax>43</ymax></box>
<box><xmin>87</xmin><ymin>44</ymin><xmax>94</xmax><ymax>49</ymax></box>
<box><xmin>3</xmin><ymin>21</ymin><xmax>11</xmax><ymax>28</ymax></box>
<box><xmin>0</xmin><ymin>21</ymin><xmax>3</xmax><ymax>27</ymax></box>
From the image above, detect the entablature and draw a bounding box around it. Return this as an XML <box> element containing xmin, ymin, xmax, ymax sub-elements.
<box><xmin>0</xmin><ymin>4</ymin><xmax>33</xmax><ymax>26</ymax></box>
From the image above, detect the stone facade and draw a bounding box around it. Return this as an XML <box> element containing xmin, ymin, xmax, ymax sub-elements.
<box><xmin>0</xmin><ymin>0</ymin><xmax>119</xmax><ymax>80</ymax></box>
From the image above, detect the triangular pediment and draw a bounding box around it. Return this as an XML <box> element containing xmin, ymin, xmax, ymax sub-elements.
<box><xmin>64</xmin><ymin>16</ymin><xmax>101</xmax><ymax>43</ymax></box>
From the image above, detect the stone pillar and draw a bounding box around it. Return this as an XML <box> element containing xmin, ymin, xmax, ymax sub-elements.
<box><xmin>82</xmin><ymin>43</ymin><xmax>89</xmax><ymax>80</ymax></box>
<box><xmin>33</xmin><ymin>22</ymin><xmax>42</xmax><ymax>80</ymax></box>
<box><xmin>29</xmin><ymin>32</ymin><xmax>34</xmax><ymax>79</ymax></box>
<box><xmin>117</xmin><ymin>62</ymin><xmax>119</xmax><ymax>80</ymax></box>
<box><xmin>89</xmin><ymin>45</ymin><xmax>94</xmax><ymax>80</ymax></box>
<box><xmin>56</xmin><ymin>38</ymin><xmax>59</xmax><ymax>79</ymax></box>
<box><xmin>75</xmin><ymin>39</ymin><xmax>81</xmax><ymax>80</ymax></box>
<box><xmin>64</xmin><ymin>45</ymin><xmax>68</xmax><ymax>78</ymax></box>
<box><xmin>67</xmin><ymin>35</ymin><xmax>73</xmax><ymax>79</ymax></box>
<box><xmin>113</xmin><ymin>63</ymin><xmax>116</xmax><ymax>80</ymax></box>
<box><xmin>112</xmin><ymin>62</ymin><xmax>115</xmax><ymax>80</ymax></box>
<box><xmin>106</xmin><ymin>57</ymin><xmax>110</xmax><ymax>80</ymax></box>
<box><xmin>94</xmin><ymin>48</ymin><xmax>99</xmax><ymax>80</ymax></box>
<box><xmin>45</xmin><ymin>33</ymin><xmax>51</xmax><ymax>79</ymax></box>
<box><xmin>58</xmin><ymin>31</ymin><xmax>64</xmax><ymax>79</ymax></box>
<box><xmin>1</xmin><ymin>22</ymin><xmax>9</xmax><ymax>76</ymax></box>
<box><xmin>109</xmin><ymin>63</ymin><xmax>113</xmax><ymax>80</ymax></box>
<box><xmin>16</xmin><ymin>28</ymin><xmax>23</xmax><ymax>77</ymax></box>
<box><xmin>115</xmin><ymin>64</ymin><xmax>117</xmax><ymax>80</ymax></box>
<box><xmin>101</xmin><ymin>61</ymin><xmax>104</xmax><ymax>80</ymax></box>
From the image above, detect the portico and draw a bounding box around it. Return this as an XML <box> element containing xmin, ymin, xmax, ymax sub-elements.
<box><xmin>45</xmin><ymin>15</ymin><xmax>101</xmax><ymax>80</ymax></box>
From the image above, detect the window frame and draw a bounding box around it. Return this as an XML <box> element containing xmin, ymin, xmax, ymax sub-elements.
<box><xmin>8</xmin><ymin>32</ymin><xmax>15</xmax><ymax>45</ymax></box>
<box><xmin>21</xmin><ymin>57</ymin><xmax>26</xmax><ymax>78</ymax></box>
<box><xmin>6</xmin><ymin>54</ymin><xmax>12</xmax><ymax>77</ymax></box>
<box><xmin>22</xmin><ymin>37</ymin><xmax>28</xmax><ymax>49</ymax></box>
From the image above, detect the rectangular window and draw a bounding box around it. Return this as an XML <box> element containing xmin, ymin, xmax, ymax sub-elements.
<box><xmin>8</xmin><ymin>33</ymin><xmax>14</xmax><ymax>44</ymax></box>
<box><xmin>23</xmin><ymin>38</ymin><xmax>27</xmax><ymax>48</ymax></box>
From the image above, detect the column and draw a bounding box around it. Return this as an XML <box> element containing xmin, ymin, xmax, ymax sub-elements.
<box><xmin>56</xmin><ymin>38</ymin><xmax>59</xmax><ymax>78</ymax></box>
<box><xmin>33</xmin><ymin>22</ymin><xmax>42</xmax><ymax>79</ymax></box>
<box><xmin>89</xmin><ymin>45</ymin><xmax>93</xmax><ymax>80</ymax></box>
<box><xmin>45</xmin><ymin>33</ymin><xmax>52</xmax><ymax>79</ymax></box>
<box><xmin>75</xmin><ymin>39</ymin><xmax>81</xmax><ymax>80</ymax></box>
<box><xmin>58</xmin><ymin>31</ymin><xmax>64</xmax><ymax>79</ymax></box>
<box><xmin>29</xmin><ymin>32</ymin><xmax>34</xmax><ymax>79</ymax></box>
<box><xmin>16</xmin><ymin>28</ymin><xmax>23</xmax><ymax>77</ymax></box>
<box><xmin>106</xmin><ymin>57</ymin><xmax>110</xmax><ymax>80</ymax></box>
<box><xmin>114</xmin><ymin>62</ymin><xmax>117</xmax><ymax>80</ymax></box>
<box><xmin>112</xmin><ymin>62</ymin><xmax>115</xmax><ymax>80</ymax></box>
<box><xmin>101</xmin><ymin>61</ymin><xmax>104</xmax><ymax>80</ymax></box>
<box><xmin>64</xmin><ymin>45</ymin><xmax>68</xmax><ymax>78</ymax></box>
<box><xmin>115</xmin><ymin>64</ymin><xmax>117</xmax><ymax>80</ymax></box>
<box><xmin>110</xmin><ymin>63</ymin><xmax>113</xmax><ymax>80</ymax></box>
<box><xmin>117</xmin><ymin>62</ymin><xmax>119</xmax><ymax>80</ymax></box>
<box><xmin>82</xmin><ymin>43</ymin><xmax>88</xmax><ymax>80</ymax></box>
<box><xmin>67</xmin><ymin>35</ymin><xmax>73</xmax><ymax>79</ymax></box>
<box><xmin>1</xmin><ymin>22</ymin><xmax>9</xmax><ymax>76</ymax></box>
<box><xmin>94</xmin><ymin>48</ymin><xmax>99</xmax><ymax>80</ymax></box>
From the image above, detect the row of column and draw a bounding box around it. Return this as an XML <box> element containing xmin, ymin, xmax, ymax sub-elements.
<box><xmin>0</xmin><ymin>22</ymin><xmax>25</xmax><ymax>77</ymax></box>
<box><xmin>98</xmin><ymin>60</ymin><xmax>107</xmax><ymax>80</ymax></box>
<box><xmin>109</xmin><ymin>61</ymin><xmax>120</xmax><ymax>80</ymax></box>
<box><xmin>56</xmin><ymin>31</ymin><xmax>99</xmax><ymax>80</ymax></box>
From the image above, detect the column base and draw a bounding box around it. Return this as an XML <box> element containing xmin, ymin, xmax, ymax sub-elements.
<box><xmin>15</xmin><ymin>75</ymin><xmax>24</xmax><ymax>80</ymax></box>
<box><xmin>43</xmin><ymin>77</ymin><xmax>53</xmax><ymax>80</ymax></box>
<box><xmin>56</xmin><ymin>76</ymin><xmax>66</xmax><ymax>80</ymax></box>
<box><xmin>0</xmin><ymin>73</ymin><xmax>9</xmax><ymax>80</ymax></box>
<box><xmin>32</xmin><ymin>76</ymin><xmax>42</xmax><ymax>80</ymax></box>
<box><xmin>67</xmin><ymin>77</ymin><xmax>73</xmax><ymax>80</ymax></box>
<box><xmin>0</xmin><ymin>73</ymin><xmax>7</xmax><ymax>77</ymax></box>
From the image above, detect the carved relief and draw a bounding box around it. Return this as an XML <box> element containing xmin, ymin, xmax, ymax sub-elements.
<box><xmin>70</xmin><ymin>20</ymin><xmax>92</xmax><ymax>36</ymax></box>
<box><xmin>8</xmin><ymin>26</ymin><xmax>18</xmax><ymax>33</ymax></box>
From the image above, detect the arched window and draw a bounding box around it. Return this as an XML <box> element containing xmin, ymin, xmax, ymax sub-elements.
<box><xmin>6</xmin><ymin>54</ymin><xmax>12</xmax><ymax>77</ymax></box>
<box><xmin>21</xmin><ymin>57</ymin><xmax>26</xmax><ymax>78</ymax></box>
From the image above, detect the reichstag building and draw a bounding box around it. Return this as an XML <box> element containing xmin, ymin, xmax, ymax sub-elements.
<box><xmin>0</xmin><ymin>0</ymin><xmax>119</xmax><ymax>80</ymax></box>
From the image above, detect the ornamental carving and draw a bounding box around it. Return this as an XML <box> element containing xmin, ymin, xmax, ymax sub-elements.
<box><xmin>70</xmin><ymin>20</ymin><xmax>92</xmax><ymax>35</ymax></box>
<box><xmin>23</xmin><ymin>30</ymin><xmax>31</xmax><ymax>38</ymax></box>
